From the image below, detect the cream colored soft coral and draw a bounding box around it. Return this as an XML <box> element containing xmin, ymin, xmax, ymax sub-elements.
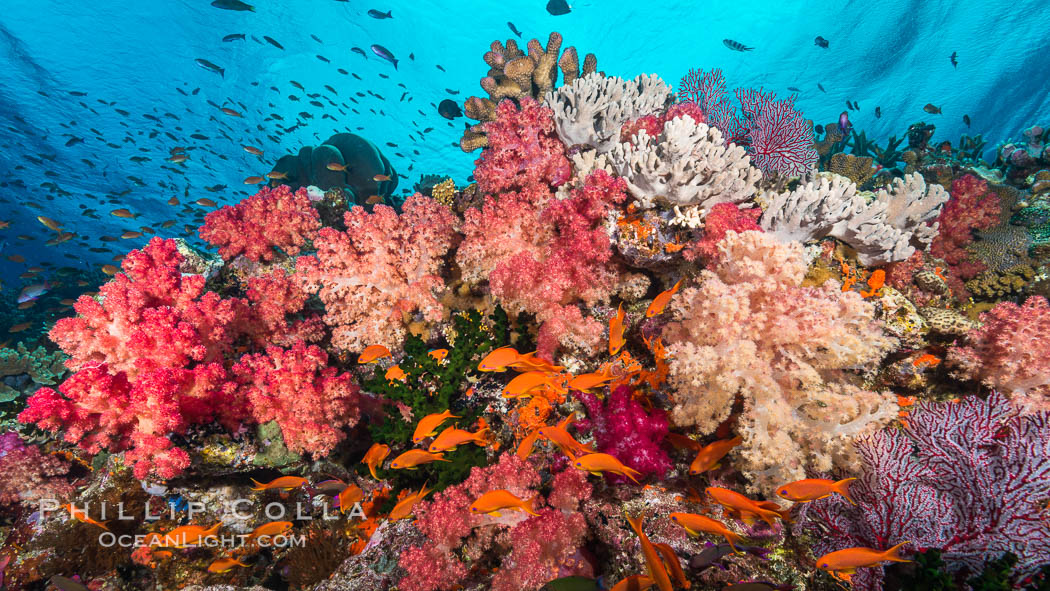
<box><xmin>664</xmin><ymin>230</ymin><xmax>899</xmax><ymax>495</ymax></box>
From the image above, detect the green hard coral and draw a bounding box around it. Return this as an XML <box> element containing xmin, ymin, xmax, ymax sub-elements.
<box><xmin>363</xmin><ymin>306</ymin><xmax>513</xmax><ymax>491</ymax></box>
<box><xmin>0</xmin><ymin>343</ymin><xmax>68</xmax><ymax>416</ymax></box>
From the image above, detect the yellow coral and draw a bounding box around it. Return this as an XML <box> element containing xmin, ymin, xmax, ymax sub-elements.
<box><xmin>431</xmin><ymin>178</ymin><xmax>456</xmax><ymax>207</ymax></box>
<box><xmin>828</xmin><ymin>153</ymin><xmax>876</xmax><ymax>186</ymax></box>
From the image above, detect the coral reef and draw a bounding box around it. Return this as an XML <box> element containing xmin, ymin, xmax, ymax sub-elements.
<box><xmin>199</xmin><ymin>185</ymin><xmax>321</xmax><ymax>263</ymax></box>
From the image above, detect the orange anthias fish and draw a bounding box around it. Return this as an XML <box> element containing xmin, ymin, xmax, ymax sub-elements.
<box><xmin>326</xmin><ymin>162</ymin><xmax>350</xmax><ymax>172</ymax></box>
<box><xmin>159</xmin><ymin>523</ymin><xmax>222</xmax><ymax>547</ymax></box>
<box><xmin>266</xmin><ymin>170</ymin><xmax>288</xmax><ymax>180</ymax></box>
<box><xmin>507</xmin><ymin>351</ymin><xmax>564</xmax><ymax>373</ymax></box>
<box><xmin>428</xmin><ymin>348</ymin><xmax>449</xmax><ymax>361</ymax></box>
<box><xmin>567</xmin><ymin>369</ymin><xmax>616</xmax><ymax>393</ymax></box>
<box><xmin>246</xmin><ymin>521</ymin><xmax>293</xmax><ymax>541</ymax></box>
<box><xmin>574</xmin><ymin>453</ymin><xmax>643</xmax><ymax>483</ymax></box>
<box><xmin>359</xmin><ymin>344</ymin><xmax>391</xmax><ymax>363</ymax></box>
<box><xmin>610</xmin><ymin>574</ymin><xmax>655</xmax><ymax>591</ymax></box>
<box><xmin>478</xmin><ymin>346</ymin><xmax>521</xmax><ymax>371</ymax></box>
<box><xmin>244</xmin><ymin>175</ymin><xmax>265</xmax><ymax>184</ymax></box>
<box><xmin>389</xmin><ymin>484</ymin><xmax>432</xmax><ymax>520</ymax></box>
<box><xmin>645</xmin><ymin>280</ymin><xmax>682</xmax><ymax>317</ymax></box>
<box><xmin>373</xmin><ymin>174</ymin><xmax>392</xmax><ymax>182</ymax></box>
<box><xmin>64</xmin><ymin>504</ymin><xmax>109</xmax><ymax>531</ymax></box>
<box><xmin>516</xmin><ymin>428</ymin><xmax>542</xmax><ymax>459</ymax></box>
<box><xmin>503</xmin><ymin>371</ymin><xmax>568</xmax><ymax>398</ymax></box>
<box><xmin>653</xmin><ymin>543</ymin><xmax>690</xmax><ymax>589</ymax></box>
<box><xmin>110</xmin><ymin>208</ymin><xmax>136</xmax><ymax>218</ymax></box>
<box><xmin>689</xmin><ymin>436</ymin><xmax>743</xmax><ymax>474</ymax></box>
<box><xmin>469</xmin><ymin>489</ymin><xmax>539</xmax><ymax>517</ymax></box>
<box><xmin>362</xmin><ymin>443</ymin><xmax>391</xmax><ymax>479</ymax></box>
<box><xmin>413</xmin><ymin>410</ymin><xmax>460</xmax><ymax>443</ymax></box>
<box><xmin>37</xmin><ymin>216</ymin><xmax>62</xmax><ymax>231</ymax></box>
<box><xmin>609</xmin><ymin>303</ymin><xmax>627</xmax><ymax>355</ymax></box>
<box><xmin>861</xmin><ymin>269</ymin><xmax>886</xmax><ymax>298</ymax></box>
<box><xmin>913</xmin><ymin>353</ymin><xmax>941</xmax><ymax>368</ymax></box>
<box><xmin>668</xmin><ymin>512</ymin><xmax>745</xmax><ymax>551</ymax></box>
<box><xmin>251</xmin><ymin>476</ymin><xmax>309</xmax><ymax>491</ymax></box>
<box><xmin>338</xmin><ymin>484</ymin><xmax>365</xmax><ymax>513</ymax></box>
<box><xmin>207</xmin><ymin>556</ymin><xmax>249</xmax><ymax>573</ymax></box>
<box><xmin>816</xmin><ymin>542</ymin><xmax>911</xmax><ymax>582</ymax></box>
<box><xmin>625</xmin><ymin>513</ymin><xmax>673</xmax><ymax>591</ymax></box>
<box><xmin>776</xmin><ymin>477</ymin><xmax>857</xmax><ymax>505</ymax></box>
<box><xmin>537</xmin><ymin>425</ymin><xmax>593</xmax><ymax>459</ymax></box>
<box><xmin>706</xmin><ymin>487</ymin><xmax>791</xmax><ymax>527</ymax></box>
<box><xmin>389</xmin><ymin>450</ymin><xmax>450</xmax><ymax>470</ymax></box>
<box><xmin>243</xmin><ymin>145</ymin><xmax>264</xmax><ymax>156</ymax></box>
<box><xmin>385</xmin><ymin>365</ymin><xmax>407</xmax><ymax>382</ymax></box>
<box><xmin>428</xmin><ymin>426</ymin><xmax>489</xmax><ymax>453</ymax></box>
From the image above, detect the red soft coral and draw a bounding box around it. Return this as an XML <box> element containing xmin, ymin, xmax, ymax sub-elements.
<box><xmin>930</xmin><ymin>174</ymin><xmax>1002</xmax><ymax>282</ymax></box>
<box><xmin>244</xmin><ymin>268</ymin><xmax>324</xmax><ymax>347</ymax></box>
<box><xmin>0</xmin><ymin>431</ymin><xmax>73</xmax><ymax>508</ymax></box>
<box><xmin>199</xmin><ymin>185</ymin><xmax>321</xmax><ymax>263</ymax></box>
<box><xmin>19</xmin><ymin>238</ymin><xmax>250</xmax><ymax>479</ymax></box>
<box><xmin>948</xmin><ymin>296</ymin><xmax>1050</xmax><ymax>413</ymax></box>
<box><xmin>682</xmin><ymin>202</ymin><xmax>763</xmax><ymax>263</ymax></box>
<box><xmin>491</xmin><ymin>509</ymin><xmax>590</xmax><ymax>591</ymax></box>
<box><xmin>296</xmin><ymin>194</ymin><xmax>456</xmax><ymax>351</ymax></box>
<box><xmin>459</xmin><ymin>170</ymin><xmax>627</xmax><ymax>357</ymax></box>
<box><xmin>233</xmin><ymin>340</ymin><xmax>360</xmax><ymax>456</ymax></box>
<box><xmin>473</xmin><ymin>97</ymin><xmax>572</xmax><ymax>194</ymax></box>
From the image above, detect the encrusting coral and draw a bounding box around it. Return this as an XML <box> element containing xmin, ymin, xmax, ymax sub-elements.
<box><xmin>664</xmin><ymin>230</ymin><xmax>898</xmax><ymax>494</ymax></box>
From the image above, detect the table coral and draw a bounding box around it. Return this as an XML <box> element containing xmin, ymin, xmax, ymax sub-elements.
<box><xmin>296</xmin><ymin>195</ymin><xmax>456</xmax><ymax>351</ymax></box>
<box><xmin>199</xmin><ymin>185</ymin><xmax>321</xmax><ymax>263</ymax></box>
<box><xmin>664</xmin><ymin>230</ymin><xmax>897</xmax><ymax>495</ymax></box>
<box><xmin>796</xmin><ymin>393</ymin><xmax>1050</xmax><ymax>590</ymax></box>
<box><xmin>947</xmin><ymin>296</ymin><xmax>1050</xmax><ymax>412</ymax></box>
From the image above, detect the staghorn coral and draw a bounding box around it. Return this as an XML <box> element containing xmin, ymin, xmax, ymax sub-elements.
<box><xmin>473</xmin><ymin>97</ymin><xmax>572</xmax><ymax>195</ymax></box>
<box><xmin>232</xmin><ymin>340</ymin><xmax>361</xmax><ymax>457</ymax></box>
<box><xmin>796</xmin><ymin>394</ymin><xmax>1050</xmax><ymax>590</ymax></box>
<box><xmin>19</xmin><ymin>237</ymin><xmax>251</xmax><ymax>479</ymax></box>
<box><xmin>664</xmin><ymin>231</ymin><xmax>897</xmax><ymax>495</ymax></box>
<box><xmin>296</xmin><ymin>195</ymin><xmax>457</xmax><ymax>351</ymax></box>
<box><xmin>575</xmin><ymin>385</ymin><xmax>672</xmax><ymax>480</ymax></box>
<box><xmin>760</xmin><ymin>172</ymin><xmax>948</xmax><ymax>265</ymax></box>
<box><xmin>461</xmin><ymin>32</ymin><xmax>597</xmax><ymax>151</ymax></box>
<box><xmin>609</xmin><ymin>115</ymin><xmax>761</xmax><ymax>211</ymax></box>
<box><xmin>457</xmin><ymin>170</ymin><xmax>628</xmax><ymax>356</ymax></box>
<box><xmin>545</xmin><ymin>72</ymin><xmax>673</xmax><ymax>153</ymax></box>
<box><xmin>199</xmin><ymin>184</ymin><xmax>321</xmax><ymax>263</ymax></box>
<box><xmin>947</xmin><ymin>296</ymin><xmax>1050</xmax><ymax>413</ymax></box>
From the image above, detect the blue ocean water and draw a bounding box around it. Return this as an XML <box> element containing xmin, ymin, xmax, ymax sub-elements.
<box><xmin>1</xmin><ymin>0</ymin><xmax>1048</xmax><ymax>296</ymax></box>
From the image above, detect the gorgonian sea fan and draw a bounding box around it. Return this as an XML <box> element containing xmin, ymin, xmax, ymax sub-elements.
<box><xmin>795</xmin><ymin>393</ymin><xmax>1050</xmax><ymax>590</ymax></box>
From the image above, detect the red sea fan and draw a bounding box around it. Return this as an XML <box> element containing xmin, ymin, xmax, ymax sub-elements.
<box><xmin>199</xmin><ymin>184</ymin><xmax>321</xmax><ymax>263</ymax></box>
<box><xmin>795</xmin><ymin>393</ymin><xmax>1050</xmax><ymax>590</ymax></box>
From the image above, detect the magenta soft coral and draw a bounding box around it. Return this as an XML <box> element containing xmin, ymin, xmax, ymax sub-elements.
<box><xmin>400</xmin><ymin>452</ymin><xmax>592</xmax><ymax>591</ymax></box>
<box><xmin>233</xmin><ymin>340</ymin><xmax>360</xmax><ymax>456</ymax></box>
<box><xmin>575</xmin><ymin>385</ymin><xmax>671</xmax><ymax>480</ymax></box>
<box><xmin>473</xmin><ymin>97</ymin><xmax>572</xmax><ymax>194</ymax></box>
<box><xmin>948</xmin><ymin>296</ymin><xmax>1050</xmax><ymax>412</ymax></box>
<box><xmin>296</xmin><ymin>194</ymin><xmax>456</xmax><ymax>351</ymax></box>
<box><xmin>0</xmin><ymin>431</ymin><xmax>73</xmax><ymax>508</ymax></box>
<box><xmin>199</xmin><ymin>185</ymin><xmax>321</xmax><ymax>263</ymax></box>
<box><xmin>460</xmin><ymin>170</ymin><xmax>627</xmax><ymax>356</ymax></box>
<box><xmin>20</xmin><ymin>238</ymin><xmax>250</xmax><ymax>479</ymax></box>
<box><xmin>930</xmin><ymin>174</ymin><xmax>1002</xmax><ymax>283</ymax></box>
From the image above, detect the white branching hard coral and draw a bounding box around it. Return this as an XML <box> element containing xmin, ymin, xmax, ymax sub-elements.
<box><xmin>544</xmin><ymin>72</ymin><xmax>672</xmax><ymax>153</ymax></box>
<box><xmin>608</xmin><ymin>115</ymin><xmax>762</xmax><ymax>210</ymax></box>
<box><xmin>663</xmin><ymin>230</ymin><xmax>898</xmax><ymax>495</ymax></box>
<box><xmin>760</xmin><ymin>172</ymin><xmax>948</xmax><ymax>266</ymax></box>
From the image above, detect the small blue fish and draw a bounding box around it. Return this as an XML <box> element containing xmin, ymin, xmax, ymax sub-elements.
<box><xmin>222</xmin><ymin>33</ymin><xmax>245</xmax><ymax>42</ymax></box>
<box><xmin>370</xmin><ymin>44</ymin><xmax>398</xmax><ymax>69</ymax></box>
<box><xmin>367</xmin><ymin>9</ymin><xmax>392</xmax><ymax>19</ymax></box>
<box><xmin>723</xmin><ymin>39</ymin><xmax>753</xmax><ymax>52</ymax></box>
<box><xmin>817</xmin><ymin>83</ymin><xmax>826</xmax><ymax>93</ymax></box>
<box><xmin>507</xmin><ymin>22</ymin><xmax>522</xmax><ymax>38</ymax></box>
<box><xmin>351</xmin><ymin>46</ymin><xmax>367</xmax><ymax>59</ymax></box>
<box><xmin>194</xmin><ymin>58</ymin><xmax>225</xmax><ymax>77</ymax></box>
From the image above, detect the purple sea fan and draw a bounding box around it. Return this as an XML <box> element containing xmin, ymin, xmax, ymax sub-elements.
<box><xmin>795</xmin><ymin>393</ymin><xmax>1050</xmax><ymax>590</ymax></box>
<box><xmin>575</xmin><ymin>385</ymin><xmax>672</xmax><ymax>479</ymax></box>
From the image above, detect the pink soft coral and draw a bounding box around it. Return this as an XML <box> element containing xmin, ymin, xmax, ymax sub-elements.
<box><xmin>0</xmin><ymin>431</ymin><xmax>73</xmax><ymax>508</ymax></box>
<box><xmin>473</xmin><ymin>97</ymin><xmax>572</xmax><ymax>194</ymax></box>
<box><xmin>575</xmin><ymin>385</ymin><xmax>671</xmax><ymax>480</ymax></box>
<box><xmin>930</xmin><ymin>174</ymin><xmax>1002</xmax><ymax>283</ymax></box>
<box><xmin>199</xmin><ymin>185</ymin><xmax>321</xmax><ymax>262</ymax></box>
<box><xmin>233</xmin><ymin>340</ymin><xmax>361</xmax><ymax>456</ymax></box>
<box><xmin>458</xmin><ymin>170</ymin><xmax>627</xmax><ymax>356</ymax></box>
<box><xmin>244</xmin><ymin>268</ymin><xmax>324</xmax><ymax>347</ymax></box>
<box><xmin>400</xmin><ymin>452</ymin><xmax>592</xmax><ymax>591</ymax></box>
<box><xmin>948</xmin><ymin>296</ymin><xmax>1050</xmax><ymax>412</ymax></box>
<box><xmin>296</xmin><ymin>194</ymin><xmax>456</xmax><ymax>351</ymax></box>
<box><xmin>664</xmin><ymin>231</ymin><xmax>898</xmax><ymax>495</ymax></box>
<box><xmin>682</xmin><ymin>202</ymin><xmax>763</xmax><ymax>263</ymax></box>
<box><xmin>20</xmin><ymin>238</ymin><xmax>250</xmax><ymax>479</ymax></box>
